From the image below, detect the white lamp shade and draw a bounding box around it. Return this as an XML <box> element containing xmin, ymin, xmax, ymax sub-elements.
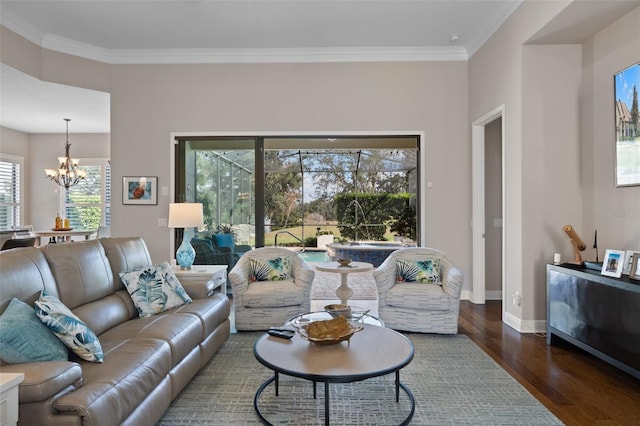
<box><xmin>168</xmin><ymin>203</ymin><xmax>204</xmax><ymax>228</ymax></box>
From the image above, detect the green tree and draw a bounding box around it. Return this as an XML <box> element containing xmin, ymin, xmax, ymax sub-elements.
<box><xmin>264</xmin><ymin>164</ymin><xmax>302</xmax><ymax>230</ymax></box>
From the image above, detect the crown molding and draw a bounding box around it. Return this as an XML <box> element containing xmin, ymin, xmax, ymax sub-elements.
<box><xmin>42</xmin><ymin>34</ymin><xmax>468</xmax><ymax>64</ymax></box>
<box><xmin>1</xmin><ymin>8</ymin><xmax>44</xmax><ymax>46</ymax></box>
<box><xmin>2</xmin><ymin>8</ymin><xmax>468</xmax><ymax>64</ymax></box>
<box><xmin>106</xmin><ymin>46</ymin><xmax>468</xmax><ymax>64</ymax></box>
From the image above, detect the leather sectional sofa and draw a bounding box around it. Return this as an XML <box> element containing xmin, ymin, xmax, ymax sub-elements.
<box><xmin>0</xmin><ymin>237</ymin><xmax>231</xmax><ymax>425</ymax></box>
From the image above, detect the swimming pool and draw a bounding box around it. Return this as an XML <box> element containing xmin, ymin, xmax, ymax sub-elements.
<box><xmin>298</xmin><ymin>250</ymin><xmax>331</xmax><ymax>262</ymax></box>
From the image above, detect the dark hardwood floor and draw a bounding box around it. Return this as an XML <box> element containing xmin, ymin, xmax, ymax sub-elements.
<box><xmin>458</xmin><ymin>300</ymin><xmax>640</xmax><ymax>426</ymax></box>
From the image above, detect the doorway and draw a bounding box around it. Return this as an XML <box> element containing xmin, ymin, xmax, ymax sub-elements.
<box><xmin>471</xmin><ymin>105</ymin><xmax>505</xmax><ymax>305</ymax></box>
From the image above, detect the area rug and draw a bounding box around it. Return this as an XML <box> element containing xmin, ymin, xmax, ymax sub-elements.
<box><xmin>310</xmin><ymin>264</ymin><xmax>377</xmax><ymax>300</ymax></box>
<box><xmin>159</xmin><ymin>332</ymin><xmax>563</xmax><ymax>425</ymax></box>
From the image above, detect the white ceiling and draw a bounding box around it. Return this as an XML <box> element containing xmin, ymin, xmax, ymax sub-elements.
<box><xmin>1</xmin><ymin>1</ymin><xmax>523</xmax><ymax>61</ymax></box>
<box><xmin>0</xmin><ymin>63</ymin><xmax>111</xmax><ymax>133</ymax></box>
<box><xmin>1</xmin><ymin>0</ymin><xmax>638</xmax><ymax>134</ymax></box>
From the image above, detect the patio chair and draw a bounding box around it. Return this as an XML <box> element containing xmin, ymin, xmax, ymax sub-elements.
<box><xmin>373</xmin><ymin>247</ymin><xmax>463</xmax><ymax>334</ymax></box>
<box><xmin>228</xmin><ymin>247</ymin><xmax>315</xmax><ymax>331</ymax></box>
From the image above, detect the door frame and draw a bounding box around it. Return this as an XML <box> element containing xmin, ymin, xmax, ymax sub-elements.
<box><xmin>471</xmin><ymin>105</ymin><xmax>505</xmax><ymax>304</ymax></box>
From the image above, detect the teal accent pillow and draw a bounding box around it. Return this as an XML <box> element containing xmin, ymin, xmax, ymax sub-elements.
<box><xmin>396</xmin><ymin>258</ymin><xmax>441</xmax><ymax>283</ymax></box>
<box><xmin>0</xmin><ymin>298</ymin><xmax>68</xmax><ymax>364</ymax></box>
<box><xmin>119</xmin><ymin>262</ymin><xmax>192</xmax><ymax>317</ymax></box>
<box><xmin>212</xmin><ymin>234</ymin><xmax>235</xmax><ymax>250</ymax></box>
<box><xmin>249</xmin><ymin>257</ymin><xmax>291</xmax><ymax>282</ymax></box>
<box><xmin>35</xmin><ymin>291</ymin><xmax>104</xmax><ymax>363</ymax></box>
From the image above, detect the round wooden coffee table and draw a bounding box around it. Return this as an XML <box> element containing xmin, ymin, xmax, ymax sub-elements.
<box><xmin>253</xmin><ymin>324</ymin><xmax>415</xmax><ymax>425</ymax></box>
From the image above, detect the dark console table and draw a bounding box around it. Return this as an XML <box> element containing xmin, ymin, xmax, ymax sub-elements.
<box><xmin>546</xmin><ymin>264</ymin><xmax>640</xmax><ymax>379</ymax></box>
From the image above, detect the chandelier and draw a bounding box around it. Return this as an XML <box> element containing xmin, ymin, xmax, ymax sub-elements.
<box><xmin>44</xmin><ymin>118</ymin><xmax>86</xmax><ymax>189</ymax></box>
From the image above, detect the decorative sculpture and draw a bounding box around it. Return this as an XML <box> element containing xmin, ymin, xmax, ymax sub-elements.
<box><xmin>563</xmin><ymin>225</ymin><xmax>587</xmax><ymax>264</ymax></box>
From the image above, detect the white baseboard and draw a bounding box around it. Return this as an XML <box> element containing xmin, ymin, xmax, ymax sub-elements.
<box><xmin>485</xmin><ymin>290</ymin><xmax>502</xmax><ymax>300</ymax></box>
<box><xmin>460</xmin><ymin>290</ymin><xmax>502</xmax><ymax>302</ymax></box>
<box><xmin>503</xmin><ymin>311</ymin><xmax>547</xmax><ymax>334</ymax></box>
<box><xmin>460</xmin><ymin>291</ymin><xmax>547</xmax><ymax>334</ymax></box>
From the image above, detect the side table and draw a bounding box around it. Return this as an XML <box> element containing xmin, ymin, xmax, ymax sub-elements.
<box><xmin>315</xmin><ymin>261</ymin><xmax>373</xmax><ymax>305</ymax></box>
<box><xmin>173</xmin><ymin>265</ymin><xmax>227</xmax><ymax>296</ymax></box>
<box><xmin>0</xmin><ymin>373</ymin><xmax>24</xmax><ymax>426</ymax></box>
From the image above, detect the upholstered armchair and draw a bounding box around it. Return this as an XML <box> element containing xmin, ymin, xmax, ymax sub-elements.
<box><xmin>228</xmin><ymin>247</ymin><xmax>315</xmax><ymax>331</ymax></box>
<box><xmin>373</xmin><ymin>247</ymin><xmax>463</xmax><ymax>334</ymax></box>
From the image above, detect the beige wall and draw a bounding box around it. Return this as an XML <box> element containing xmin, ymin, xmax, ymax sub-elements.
<box><xmin>521</xmin><ymin>43</ymin><xmax>583</xmax><ymax>327</ymax></box>
<box><xmin>582</xmin><ymin>8</ymin><xmax>640</xmax><ymax>250</ymax></box>
<box><xmin>109</xmin><ymin>61</ymin><xmax>470</xmax><ymax>268</ymax></box>
<box><xmin>470</xmin><ymin>2</ymin><xmax>639</xmax><ymax>330</ymax></box>
<box><xmin>1</xmin><ymin>33</ymin><xmax>471</xmax><ymax>273</ymax></box>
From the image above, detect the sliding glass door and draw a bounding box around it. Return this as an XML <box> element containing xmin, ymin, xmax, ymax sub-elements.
<box><xmin>175</xmin><ymin>135</ymin><xmax>419</xmax><ymax>250</ymax></box>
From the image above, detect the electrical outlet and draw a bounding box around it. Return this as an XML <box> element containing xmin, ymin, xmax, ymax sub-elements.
<box><xmin>158</xmin><ymin>218</ymin><xmax>168</xmax><ymax>227</ymax></box>
<box><xmin>512</xmin><ymin>291</ymin><xmax>521</xmax><ymax>307</ymax></box>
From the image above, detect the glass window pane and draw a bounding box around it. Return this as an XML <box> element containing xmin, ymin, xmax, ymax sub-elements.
<box><xmin>64</xmin><ymin>162</ymin><xmax>110</xmax><ymax>229</ymax></box>
<box><xmin>0</xmin><ymin>155</ymin><xmax>22</xmax><ymax>230</ymax></box>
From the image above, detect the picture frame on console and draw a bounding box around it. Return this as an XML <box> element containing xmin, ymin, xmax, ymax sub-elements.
<box><xmin>630</xmin><ymin>254</ymin><xmax>640</xmax><ymax>280</ymax></box>
<box><xmin>123</xmin><ymin>176</ymin><xmax>158</xmax><ymax>205</ymax></box>
<box><xmin>601</xmin><ymin>249</ymin><xmax>625</xmax><ymax>278</ymax></box>
<box><xmin>622</xmin><ymin>250</ymin><xmax>640</xmax><ymax>275</ymax></box>
<box><xmin>614</xmin><ymin>61</ymin><xmax>640</xmax><ymax>187</ymax></box>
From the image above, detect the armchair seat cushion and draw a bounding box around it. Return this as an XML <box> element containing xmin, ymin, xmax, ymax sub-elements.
<box><xmin>242</xmin><ymin>280</ymin><xmax>304</xmax><ymax>308</ymax></box>
<box><xmin>386</xmin><ymin>283</ymin><xmax>451</xmax><ymax>311</ymax></box>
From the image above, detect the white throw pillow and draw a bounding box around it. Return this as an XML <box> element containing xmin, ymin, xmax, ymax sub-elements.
<box><xmin>119</xmin><ymin>262</ymin><xmax>192</xmax><ymax>317</ymax></box>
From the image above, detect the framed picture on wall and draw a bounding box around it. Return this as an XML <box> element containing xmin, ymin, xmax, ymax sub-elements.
<box><xmin>614</xmin><ymin>62</ymin><xmax>640</xmax><ymax>187</ymax></box>
<box><xmin>601</xmin><ymin>249</ymin><xmax>625</xmax><ymax>278</ymax></box>
<box><xmin>122</xmin><ymin>176</ymin><xmax>158</xmax><ymax>205</ymax></box>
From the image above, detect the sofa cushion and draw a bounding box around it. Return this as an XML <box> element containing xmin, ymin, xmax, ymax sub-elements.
<box><xmin>396</xmin><ymin>258</ymin><xmax>441</xmax><ymax>283</ymax></box>
<box><xmin>119</xmin><ymin>262</ymin><xmax>192</xmax><ymax>317</ymax></box>
<box><xmin>99</xmin><ymin>313</ymin><xmax>203</xmax><ymax>367</ymax></box>
<box><xmin>385</xmin><ymin>283</ymin><xmax>451</xmax><ymax>310</ymax></box>
<box><xmin>249</xmin><ymin>256</ymin><xmax>291</xmax><ymax>282</ymax></box>
<box><xmin>242</xmin><ymin>280</ymin><xmax>303</xmax><ymax>307</ymax></box>
<box><xmin>35</xmin><ymin>291</ymin><xmax>104</xmax><ymax>363</ymax></box>
<box><xmin>0</xmin><ymin>298</ymin><xmax>68</xmax><ymax>364</ymax></box>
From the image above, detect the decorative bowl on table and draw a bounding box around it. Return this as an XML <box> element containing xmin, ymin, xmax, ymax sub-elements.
<box><xmin>51</xmin><ymin>228</ymin><xmax>73</xmax><ymax>231</ymax></box>
<box><xmin>337</xmin><ymin>258</ymin><xmax>352</xmax><ymax>267</ymax></box>
<box><xmin>324</xmin><ymin>304</ymin><xmax>352</xmax><ymax>319</ymax></box>
<box><xmin>296</xmin><ymin>316</ymin><xmax>363</xmax><ymax>345</ymax></box>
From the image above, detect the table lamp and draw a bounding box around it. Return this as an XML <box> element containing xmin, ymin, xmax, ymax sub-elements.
<box><xmin>168</xmin><ymin>203</ymin><xmax>204</xmax><ymax>270</ymax></box>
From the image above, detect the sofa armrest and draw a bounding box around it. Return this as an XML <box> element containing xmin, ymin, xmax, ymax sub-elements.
<box><xmin>180</xmin><ymin>281</ymin><xmax>211</xmax><ymax>299</ymax></box>
<box><xmin>0</xmin><ymin>361</ymin><xmax>83</xmax><ymax>403</ymax></box>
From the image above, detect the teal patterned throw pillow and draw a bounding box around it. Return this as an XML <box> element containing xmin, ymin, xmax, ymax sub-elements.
<box><xmin>119</xmin><ymin>262</ymin><xmax>192</xmax><ymax>318</ymax></box>
<box><xmin>35</xmin><ymin>291</ymin><xmax>104</xmax><ymax>363</ymax></box>
<box><xmin>249</xmin><ymin>257</ymin><xmax>291</xmax><ymax>282</ymax></box>
<box><xmin>396</xmin><ymin>258</ymin><xmax>441</xmax><ymax>284</ymax></box>
<box><xmin>0</xmin><ymin>298</ymin><xmax>68</xmax><ymax>364</ymax></box>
